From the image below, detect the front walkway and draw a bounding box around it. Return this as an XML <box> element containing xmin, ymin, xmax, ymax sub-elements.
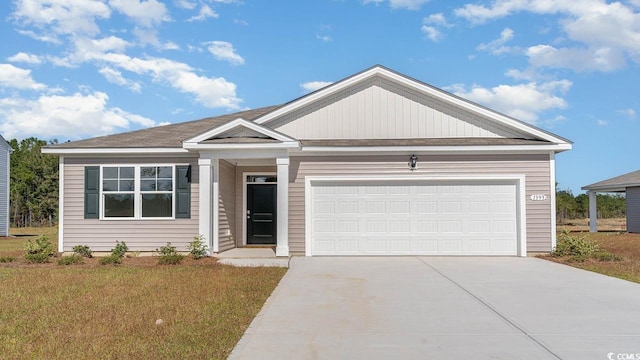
<box><xmin>229</xmin><ymin>257</ymin><xmax>640</xmax><ymax>359</ymax></box>
<box><xmin>215</xmin><ymin>248</ymin><xmax>288</xmax><ymax>267</ymax></box>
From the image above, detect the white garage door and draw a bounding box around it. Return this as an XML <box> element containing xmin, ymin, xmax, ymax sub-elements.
<box><xmin>310</xmin><ymin>181</ymin><xmax>518</xmax><ymax>256</ymax></box>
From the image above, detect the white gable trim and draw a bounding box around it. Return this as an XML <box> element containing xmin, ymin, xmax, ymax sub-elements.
<box><xmin>255</xmin><ymin>66</ymin><xmax>570</xmax><ymax>146</ymax></box>
<box><xmin>183</xmin><ymin>117</ymin><xmax>297</xmax><ymax>146</ymax></box>
<box><xmin>295</xmin><ymin>143</ymin><xmax>571</xmax><ymax>155</ymax></box>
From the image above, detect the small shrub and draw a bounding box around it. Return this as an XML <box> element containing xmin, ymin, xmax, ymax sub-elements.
<box><xmin>24</xmin><ymin>235</ymin><xmax>54</xmax><ymax>263</ymax></box>
<box><xmin>552</xmin><ymin>229</ymin><xmax>599</xmax><ymax>257</ymax></box>
<box><xmin>99</xmin><ymin>241</ymin><xmax>129</xmax><ymax>265</ymax></box>
<box><xmin>57</xmin><ymin>254</ymin><xmax>84</xmax><ymax>265</ymax></box>
<box><xmin>187</xmin><ymin>235</ymin><xmax>208</xmax><ymax>260</ymax></box>
<box><xmin>112</xmin><ymin>241</ymin><xmax>129</xmax><ymax>258</ymax></box>
<box><xmin>0</xmin><ymin>256</ymin><xmax>16</xmax><ymax>263</ymax></box>
<box><xmin>156</xmin><ymin>242</ymin><xmax>184</xmax><ymax>265</ymax></box>
<box><xmin>98</xmin><ymin>254</ymin><xmax>122</xmax><ymax>265</ymax></box>
<box><xmin>73</xmin><ymin>245</ymin><xmax>93</xmax><ymax>258</ymax></box>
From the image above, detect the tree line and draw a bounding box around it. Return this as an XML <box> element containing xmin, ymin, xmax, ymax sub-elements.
<box><xmin>5</xmin><ymin>137</ymin><xmax>627</xmax><ymax>227</ymax></box>
<box><xmin>9</xmin><ymin>137</ymin><xmax>59</xmax><ymax>227</ymax></box>
<box><xmin>556</xmin><ymin>189</ymin><xmax>625</xmax><ymax>222</ymax></box>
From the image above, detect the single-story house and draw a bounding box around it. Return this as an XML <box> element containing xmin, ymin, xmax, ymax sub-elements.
<box><xmin>582</xmin><ymin>170</ymin><xmax>640</xmax><ymax>233</ymax></box>
<box><xmin>0</xmin><ymin>135</ymin><xmax>11</xmax><ymax>237</ymax></box>
<box><xmin>43</xmin><ymin>65</ymin><xmax>572</xmax><ymax>256</ymax></box>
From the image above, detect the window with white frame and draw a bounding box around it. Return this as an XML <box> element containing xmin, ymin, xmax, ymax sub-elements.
<box><xmin>101</xmin><ymin>165</ymin><xmax>174</xmax><ymax>219</ymax></box>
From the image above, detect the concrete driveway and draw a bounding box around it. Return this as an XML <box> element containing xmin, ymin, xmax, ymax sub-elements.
<box><xmin>229</xmin><ymin>257</ymin><xmax>640</xmax><ymax>359</ymax></box>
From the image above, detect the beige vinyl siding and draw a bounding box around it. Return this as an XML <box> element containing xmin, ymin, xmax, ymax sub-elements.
<box><xmin>218</xmin><ymin>160</ymin><xmax>237</xmax><ymax>251</ymax></box>
<box><xmin>270</xmin><ymin>76</ymin><xmax>526</xmax><ymax>140</ymax></box>
<box><xmin>62</xmin><ymin>156</ymin><xmax>199</xmax><ymax>252</ymax></box>
<box><xmin>627</xmin><ymin>187</ymin><xmax>640</xmax><ymax>233</ymax></box>
<box><xmin>234</xmin><ymin>166</ymin><xmax>277</xmax><ymax>247</ymax></box>
<box><xmin>288</xmin><ymin>154</ymin><xmax>553</xmax><ymax>255</ymax></box>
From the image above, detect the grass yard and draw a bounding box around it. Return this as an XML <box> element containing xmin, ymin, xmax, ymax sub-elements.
<box><xmin>543</xmin><ymin>229</ymin><xmax>640</xmax><ymax>284</ymax></box>
<box><xmin>0</xmin><ymin>228</ymin><xmax>287</xmax><ymax>359</ymax></box>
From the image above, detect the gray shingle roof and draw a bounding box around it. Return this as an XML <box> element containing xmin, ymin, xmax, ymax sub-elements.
<box><xmin>582</xmin><ymin>170</ymin><xmax>640</xmax><ymax>191</ymax></box>
<box><xmin>46</xmin><ymin>106</ymin><xmax>279</xmax><ymax>149</ymax></box>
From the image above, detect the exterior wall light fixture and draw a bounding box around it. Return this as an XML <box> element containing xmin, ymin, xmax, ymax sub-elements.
<box><xmin>408</xmin><ymin>154</ymin><xmax>418</xmax><ymax>171</ymax></box>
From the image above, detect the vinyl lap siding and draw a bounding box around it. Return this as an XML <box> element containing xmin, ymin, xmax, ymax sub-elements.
<box><xmin>218</xmin><ymin>160</ymin><xmax>236</xmax><ymax>251</ymax></box>
<box><xmin>0</xmin><ymin>144</ymin><xmax>9</xmax><ymax>236</ymax></box>
<box><xmin>627</xmin><ymin>187</ymin><xmax>640</xmax><ymax>233</ymax></box>
<box><xmin>63</xmin><ymin>156</ymin><xmax>199</xmax><ymax>252</ymax></box>
<box><xmin>288</xmin><ymin>154</ymin><xmax>553</xmax><ymax>255</ymax></box>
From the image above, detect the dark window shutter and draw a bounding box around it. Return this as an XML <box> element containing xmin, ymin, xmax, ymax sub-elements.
<box><xmin>175</xmin><ymin>165</ymin><xmax>191</xmax><ymax>219</ymax></box>
<box><xmin>84</xmin><ymin>166</ymin><xmax>100</xmax><ymax>219</ymax></box>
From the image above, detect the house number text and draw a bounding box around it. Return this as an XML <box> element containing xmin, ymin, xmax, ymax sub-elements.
<box><xmin>530</xmin><ymin>194</ymin><xmax>548</xmax><ymax>201</ymax></box>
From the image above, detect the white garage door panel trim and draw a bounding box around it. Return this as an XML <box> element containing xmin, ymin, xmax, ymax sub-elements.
<box><xmin>305</xmin><ymin>175</ymin><xmax>527</xmax><ymax>257</ymax></box>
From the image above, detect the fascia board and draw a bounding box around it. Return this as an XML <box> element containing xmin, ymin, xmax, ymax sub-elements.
<box><xmin>183</xmin><ymin>142</ymin><xmax>300</xmax><ymax>151</ymax></box>
<box><xmin>41</xmin><ymin>147</ymin><xmax>190</xmax><ymax>155</ymax></box>
<box><xmin>296</xmin><ymin>143</ymin><xmax>571</xmax><ymax>154</ymax></box>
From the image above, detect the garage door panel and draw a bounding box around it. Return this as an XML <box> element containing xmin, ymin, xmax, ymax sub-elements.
<box><xmin>311</xmin><ymin>182</ymin><xmax>518</xmax><ymax>256</ymax></box>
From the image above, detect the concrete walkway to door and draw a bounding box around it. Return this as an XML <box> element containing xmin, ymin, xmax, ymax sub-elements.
<box><xmin>229</xmin><ymin>257</ymin><xmax>640</xmax><ymax>359</ymax></box>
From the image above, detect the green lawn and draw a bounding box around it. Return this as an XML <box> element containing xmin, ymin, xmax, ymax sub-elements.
<box><xmin>0</xmin><ymin>228</ymin><xmax>286</xmax><ymax>359</ymax></box>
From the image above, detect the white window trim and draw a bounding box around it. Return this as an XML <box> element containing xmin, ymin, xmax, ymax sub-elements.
<box><xmin>99</xmin><ymin>164</ymin><xmax>177</xmax><ymax>220</ymax></box>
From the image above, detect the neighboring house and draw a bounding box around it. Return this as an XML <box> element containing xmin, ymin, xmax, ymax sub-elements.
<box><xmin>43</xmin><ymin>65</ymin><xmax>572</xmax><ymax>256</ymax></box>
<box><xmin>582</xmin><ymin>170</ymin><xmax>640</xmax><ymax>233</ymax></box>
<box><xmin>0</xmin><ymin>136</ymin><xmax>11</xmax><ymax>237</ymax></box>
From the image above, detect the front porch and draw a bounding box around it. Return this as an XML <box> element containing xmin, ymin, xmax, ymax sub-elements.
<box><xmin>197</xmin><ymin>154</ymin><xmax>292</xmax><ymax>257</ymax></box>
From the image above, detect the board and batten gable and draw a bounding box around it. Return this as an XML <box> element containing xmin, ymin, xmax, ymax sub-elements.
<box><xmin>268</xmin><ymin>76</ymin><xmax>529</xmax><ymax>140</ymax></box>
<box><xmin>0</xmin><ymin>136</ymin><xmax>10</xmax><ymax>237</ymax></box>
<box><xmin>287</xmin><ymin>154</ymin><xmax>553</xmax><ymax>255</ymax></box>
<box><xmin>62</xmin><ymin>156</ymin><xmax>199</xmax><ymax>252</ymax></box>
<box><xmin>627</xmin><ymin>187</ymin><xmax>640</xmax><ymax>233</ymax></box>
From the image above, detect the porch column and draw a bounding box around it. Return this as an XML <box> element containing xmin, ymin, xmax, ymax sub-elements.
<box><xmin>198</xmin><ymin>158</ymin><xmax>220</xmax><ymax>252</ymax></box>
<box><xmin>589</xmin><ymin>191</ymin><xmax>598</xmax><ymax>233</ymax></box>
<box><xmin>276</xmin><ymin>157</ymin><xmax>289</xmax><ymax>257</ymax></box>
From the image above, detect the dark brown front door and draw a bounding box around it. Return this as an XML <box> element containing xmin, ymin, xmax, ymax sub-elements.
<box><xmin>247</xmin><ymin>184</ymin><xmax>277</xmax><ymax>245</ymax></box>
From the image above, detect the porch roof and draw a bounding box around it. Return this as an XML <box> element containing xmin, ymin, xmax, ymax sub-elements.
<box><xmin>582</xmin><ymin>170</ymin><xmax>640</xmax><ymax>192</ymax></box>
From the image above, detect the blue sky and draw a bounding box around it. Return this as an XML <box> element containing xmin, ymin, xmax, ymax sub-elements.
<box><xmin>1</xmin><ymin>0</ymin><xmax>639</xmax><ymax>194</ymax></box>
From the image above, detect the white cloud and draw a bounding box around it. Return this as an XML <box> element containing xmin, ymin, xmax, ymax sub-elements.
<box><xmin>300</xmin><ymin>81</ymin><xmax>333</xmax><ymax>93</ymax></box>
<box><xmin>421</xmin><ymin>26</ymin><xmax>442</xmax><ymax>42</ymax></box>
<box><xmin>188</xmin><ymin>5</ymin><xmax>219</xmax><ymax>22</ymax></box>
<box><xmin>206</xmin><ymin>41</ymin><xmax>245</xmax><ymax>65</ymax></box>
<box><xmin>95</xmin><ymin>53</ymin><xmax>240</xmax><ymax>108</ymax></box>
<box><xmin>316</xmin><ymin>34</ymin><xmax>332</xmax><ymax>42</ymax></box>
<box><xmin>234</xmin><ymin>19</ymin><xmax>249</xmax><ymax>26</ymax></box>
<box><xmin>8</xmin><ymin>52</ymin><xmax>43</xmax><ymax>64</ymax></box>
<box><xmin>598</xmin><ymin>119</ymin><xmax>609</xmax><ymax>126</ymax></box>
<box><xmin>477</xmin><ymin>28</ymin><xmax>516</xmax><ymax>55</ymax></box>
<box><xmin>0</xmin><ymin>64</ymin><xmax>47</xmax><ymax>91</ymax></box>
<box><xmin>98</xmin><ymin>67</ymin><xmax>142</xmax><ymax>92</ymax></box>
<box><xmin>108</xmin><ymin>0</ymin><xmax>170</xmax><ymax>27</ymax></box>
<box><xmin>446</xmin><ymin>80</ymin><xmax>572</xmax><ymax>124</ymax></box>
<box><xmin>422</xmin><ymin>13</ymin><xmax>452</xmax><ymax>42</ymax></box>
<box><xmin>174</xmin><ymin>0</ymin><xmax>197</xmax><ymax>9</ymax></box>
<box><xmin>454</xmin><ymin>0</ymin><xmax>640</xmax><ymax>71</ymax></box>
<box><xmin>12</xmin><ymin>0</ymin><xmax>111</xmax><ymax>38</ymax></box>
<box><xmin>363</xmin><ymin>0</ymin><xmax>430</xmax><ymax>10</ymax></box>
<box><xmin>618</xmin><ymin>108</ymin><xmax>636</xmax><ymax>119</ymax></box>
<box><xmin>0</xmin><ymin>92</ymin><xmax>156</xmax><ymax>140</ymax></box>
<box><xmin>526</xmin><ymin>45</ymin><xmax>626</xmax><ymax>72</ymax></box>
